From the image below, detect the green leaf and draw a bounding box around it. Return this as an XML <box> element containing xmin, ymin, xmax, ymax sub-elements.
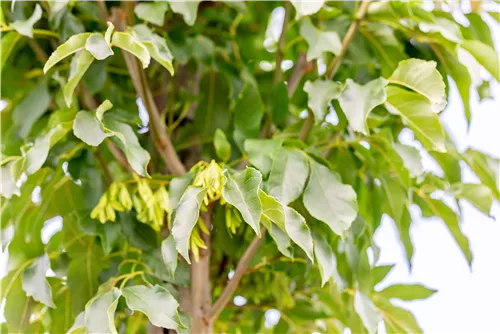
<box><xmin>376</xmin><ymin>298</ymin><xmax>422</xmax><ymax>333</ymax></box>
<box><xmin>64</xmin><ymin>50</ymin><xmax>95</xmax><ymax>107</ymax></box>
<box><xmin>134</xmin><ymin>1</ymin><xmax>168</xmax><ymax>26</ymax></box>
<box><xmin>303</xmin><ymin>80</ymin><xmax>342</xmax><ymax>123</ymax></box>
<box><xmin>1</xmin><ymin>31</ymin><xmax>21</xmax><ymax>70</ymax></box>
<box><xmin>84</xmin><ymin>288</ymin><xmax>121</xmax><ymax>334</ymax></box>
<box><xmin>12</xmin><ymin>79</ymin><xmax>51</xmax><ymax>138</ymax></box>
<box><xmin>85</xmin><ymin>33</ymin><xmax>114</xmax><ymax>60</ymax></box>
<box><xmin>269</xmin><ymin>82</ymin><xmax>289</xmax><ymax>127</ymax></box>
<box><xmin>426</xmin><ymin>198</ymin><xmax>472</xmax><ymax>265</ymax></box>
<box><xmin>303</xmin><ymin>159</ymin><xmax>358</xmax><ymax>236</ymax></box>
<box><xmin>132</xmin><ymin>24</ymin><xmax>174</xmax><ymax>75</ymax></box>
<box><xmin>169</xmin><ymin>173</ymin><xmax>195</xmax><ymax>210</ymax></box>
<box><xmin>11</xmin><ymin>4</ymin><xmax>42</xmax><ymax>38</ymax></box>
<box><xmin>111</xmin><ymin>32</ymin><xmax>150</xmax><ymax>68</ymax></box>
<box><xmin>463</xmin><ymin>13</ymin><xmax>495</xmax><ymax>49</ymax></box>
<box><xmin>394</xmin><ymin>144</ymin><xmax>423</xmax><ymax>178</ymax></box>
<box><xmin>372</xmin><ymin>265</ymin><xmax>394</xmax><ymax>287</ymax></box>
<box><xmin>171</xmin><ymin>186</ymin><xmax>207</xmax><ymax>263</ymax></box>
<box><xmin>261</xmin><ymin>217</ymin><xmax>293</xmax><ymax>258</ymax></box>
<box><xmin>121</xmin><ymin>285</ymin><xmax>184</xmax><ymax>330</ymax></box>
<box><xmin>451</xmin><ymin>183</ymin><xmax>494</xmax><ymax>215</ymax></box>
<box><xmin>233</xmin><ymin>83</ymin><xmax>264</xmax><ymax>150</ymax></box>
<box><xmin>244</xmin><ymin>139</ymin><xmax>282</xmax><ymax>176</ymax></box>
<box><xmin>259</xmin><ymin>190</ymin><xmax>314</xmax><ymax>261</ymax></box>
<box><xmin>44</xmin><ymin>33</ymin><xmax>92</xmax><ymax>73</ymax></box>
<box><xmin>300</xmin><ymin>19</ymin><xmax>341</xmax><ymax>61</ymax></box>
<box><xmin>21</xmin><ymin>253</ymin><xmax>55</xmax><ymax>308</ymax></box>
<box><xmin>385</xmin><ymin>86</ymin><xmax>446</xmax><ymax>152</ymax></box>
<box><xmin>312</xmin><ymin>232</ymin><xmax>340</xmax><ymax>286</ymax></box>
<box><xmin>354</xmin><ymin>290</ymin><xmax>381</xmax><ymax>333</ymax></box>
<box><xmin>222</xmin><ymin>168</ymin><xmax>263</xmax><ymax>236</ymax></box>
<box><xmin>433</xmin><ymin>45</ymin><xmax>472</xmax><ymax>122</ymax></box>
<box><xmin>463</xmin><ymin>149</ymin><xmax>500</xmax><ymax>200</ymax></box>
<box><xmin>161</xmin><ymin>235</ymin><xmax>178</xmax><ymax>279</ymax></box>
<box><xmin>377</xmin><ymin>284</ymin><xmax>436</xmax><ymax>301</ymax></box>
<box><xmin>291</xmin><ymin>0</ymin><xmax>324</xmax><ymax>18</ymax></box>
<box><xmin>73</xmin><ymin>110</ymin><xmax>113</xmax><ymax>146</ymax></box>
<box><xmin>267</xmin><ymin>148</ymin><xmax>309</xmax><ymax>205</ymax></box>
<box><xmin>338</xmin><ymin>78</ymin><xmax>388</xmax><ymax>134</ymax></box>
<box><xmin>104</xmin><ymin>118</ymin><xmax>151</xmax><ymax>177</ymax></box>
<box><xmin>168</xmin><ymin>1</ymin><xmax>201</xmax><ymax>26</ymax></box>
<box><xmin>214</xmin><ymin>129</ymin><xmax>231</xmax><ymax>162</ymax></box>
<box><xmin>4</xmin><ymin>273</ymin><xmax>30</xmax><ymax>333</ymax></box>
<box><xmin>461</xmin><ymin>40</ymin><xmax>500</xmax><ymax>82</ymax></box>
<box><xmin>388</xmin><ymin>59</ymin><xmax>446</xmax><ymax>112</ymax></box>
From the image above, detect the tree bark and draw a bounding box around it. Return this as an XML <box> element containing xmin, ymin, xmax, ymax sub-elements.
<box><xmin>190</xmin><ymin>208</ymin><xmax>213</xmax><ymax>333</ymax></box>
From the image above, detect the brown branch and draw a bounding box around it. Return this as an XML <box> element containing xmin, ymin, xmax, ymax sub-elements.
<box><xmin>111</xmin><ymin>8</ymin><xmax>186</xmax><ymax>177</ymax></box>
<box><xmin>299</xmin><ymin>0</ymin><xmax>372</xmax><ymax>142</ymax></box>
<box><xmin>326</xmin><ymin>0</ymin><xmax>372</xmax><ymax>80</ymax></box>
<box><xmin>209</xmin><ymin>226</ymin><xmax>267</xmax><ymax>322</ymax></box>
<box><xmin>287</xmin><ymin>51</ymin><xmax>308</xmax><ymax>98</ymax></box>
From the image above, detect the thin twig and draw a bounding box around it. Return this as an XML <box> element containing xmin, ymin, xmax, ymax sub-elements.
<box><xmin>209</xmin><ymin>227</ymin><xmax>267</xmax><ymax>322</ymax></box>
<box><xmin>299</xmin><ymin>0</ymin><xmax>372</xmax><ymax>142</ymax></box>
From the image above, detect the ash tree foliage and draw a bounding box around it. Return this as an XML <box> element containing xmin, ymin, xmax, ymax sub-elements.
<box><xmin>1</xmin><ymin>0</ymin><xmax>499</xmax><ymax>333</ymax></box>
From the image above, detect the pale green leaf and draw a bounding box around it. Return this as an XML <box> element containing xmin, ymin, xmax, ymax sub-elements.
<box><xmin>261</xmin><ymin>217</ymin><xmax>293</xmax><ymax>258</ymax></box>
<box><xmin>73</xmin><ymin>110</ymin><xmax>113</xmax><ymax>146</ymax></box>
<box><xmin>463</xmin><ymin>149</ymin><xmax>500</xmax><ymax>200</ymax></box>
<box><xmin>214</xmin><ymin>128</ymin><xmax>231</xmax><ymax>162</ymax></box>
<box><xmin>303</xmin><ymin>80</ymin><xmax>342</xmax><ymax>123</ymax></box>
<box><xmin>394</xmin><ymin>144</ymin><xmax>423</xmax><ymax>178</ymax></box>
<box><xmin>338</xmin><ymin>78</ymin><xmax>388</xmax><ymax>134</ymax></box>
<box><xmin>121</xmin><ymin>285</ymin><xmax>184</xmax><ymax>330</ymax></box>
<box><xmin>291</xmin><ymin>0</ymin><xmax>324</xmax><ymax>18</ymax></box>
<box><xmin>385</xmin><ymin>86</ymin><xmax>446</xmax><ymax>152</ymax></box>
<box><xmin>1</xmin><ymin>31</ymin><xmax>21</xmax><ymax>70</ymax></box>
<box><xmin>105</xmin><ymin>22</ymin><xmax>114</xmax><ymax>45</ymax></box>
<box><xmin>0</xmin><ymin>161</ymin><xmax>20</xmax><ymax>199</ymax></box>
<box><xmin>64</xmin><ymin>50</ymin><xmax>95</xmax><ymax>107</ymax></box>
<box><xmin>300</xmin><ymin>19</ymin><xmax>341</xmax><ymax>61</ymax></box>
<box><xmin>451</xmin><ymin>183</ymin><xmax>493</xmax><ymax>215</ymax></box>
<box><xmin>267</xmin><ymin>148</ymin><xmax>309</xmax><ymax>205</ymax></box>
<box><xmin>44</xmin><ymin>33</ymin><xmax>92</xmax><ymax>73</ymax></box>
<box><xmin>312</xmin><ymin>232</ymin><xmax>340</xmax><ymax>286</ymax></box>
<box><xmin>354</xmin><ymin>291</ymin><xmax>381</xmax><ymax>334</ymax></box>
<box><xmin>389</xmin><ymin>59</ymin><xmax>446</xmax><ymax>112</ymax></box>
<box><xmin>244</xmin><ymin>139</ymin><xmax>282</xmax><ymax>176</ymax></box>
<box><xmin>11</xmin><ymin>4</ymin><xmax>42</xmax><ymax>38</ymax></box>
<box><xmin>134</xmin><ymin>1</ymin><xmax>168</xmax><ymax>26</ymax></box>
<box><xmin>85</xmin><ymin>33</ymin><xmax>114</xmax><ymax>60</ymax></box>
<box><xmin>169</xmin><ymin>173</ymin><xmax>195</xmax><ymax>210</ymax></box>
<box><xmin>215</xmin><ymin>0</ymin><xmax>247</xmax><ymax>12</ymax></box>
<box><xmin>12</xmin><ymin>79</ymin><xmax>51</xmax><ymax>138</ymax></box>
<box><xmin>132</xmin><ymin>24</ymin><xmax>174</xmax><ymax>75</ymax></box>
<box><xmin>84</xmin><ymin>289</ymin><xmax>121</xmax><ymax>334</ymax></box>
<box><xmin>67</xmin><ymin>312</ymin><xmax>86</xmax><ymax>334</ymax></box>
<box><xmin>376</xmin><ymin>298</ymin><xmax>422</xmax><ymax>334</ymax></box>
<box><xmin>419</xmin><ymin>17</ymin><xmax>463</xmax><ymax>43</ymax></box>
<box><xmin>171</xmin><ymin>186</ymin><xmax>207</xmax><ymax>263</ymax></box>
<box><xmin>378</xmin><ymin>284</ymin><xmax>436</xmax><ymax>301</ymax></box>
<box><xmin>460</xmin><ymin>40</ymin><xmax>500</xmax><ymax>82</ymax></box>
<box><xmin>161</xmin><ymin>235</ymin><xmax>178</xmax><ymax>279</ymax></box>
<box><xmin>104</xmin><ymin>119</ymin><xmax>151</xmax><ymax>177</ymax></box>
<box><xmin>303</xmin><ymin>159</ymin><xmax>358</xmax><ymax>236</ymax></box>
<box><xmin>222</xmin><ymin>168</ymin><xmax>263</xmax><ymax>236</ymax></box>
<box><xmin>259</xmin><ymin>190</ymin><xmax>314</xmax><ymax>261</ymax></box>
<box><xmin>111</xmin><ymin>32</ymin><xmax>150</xmax><ymax>68</ymax></box>
<box><xmin>21</xmin><ymin>254</ymin><xmax>55</xmax><ymax>308</ymax></box>
<box><xmin>168</xmin><ymin>1</ymin><xmax>201</xmax><ymax>26</ymax></box>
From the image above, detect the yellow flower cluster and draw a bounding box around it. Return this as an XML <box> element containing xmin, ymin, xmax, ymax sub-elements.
<box><xmin>190</xmin><ymin>216</ymin><xmax>210</xmax><ymax>262</ymax></box>
<box><xmin>90</xmin><ymin>179</ymin><xmax>171</xmax><ymax>231</ymax></box>
<box><xmin>91</xmin><ymin>182</ymin><xmax>132</xmax><ymax>223</ymax></box>
<box><xmin>193</xmin><ymin>160</ymin><xmax>224</xmax><ymax>205</ymax></box>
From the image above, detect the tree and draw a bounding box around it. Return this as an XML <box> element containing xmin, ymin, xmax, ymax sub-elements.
<box><xmin>1</xmin><ymin>0</ymin><xmax>498</xmax><ymax>333</ymax></box>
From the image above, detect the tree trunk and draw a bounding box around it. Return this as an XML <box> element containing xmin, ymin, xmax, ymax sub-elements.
<box><xmin>190</xmin><ymin>208</ymin><xmax>213</xmax><ymax>333</ymax></box>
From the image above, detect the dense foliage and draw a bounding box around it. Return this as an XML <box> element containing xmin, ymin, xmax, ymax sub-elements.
<box><xmin>1</xmin><ymin>1</ymin><xmax>499</xmax><ymax>333</ymax></box>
